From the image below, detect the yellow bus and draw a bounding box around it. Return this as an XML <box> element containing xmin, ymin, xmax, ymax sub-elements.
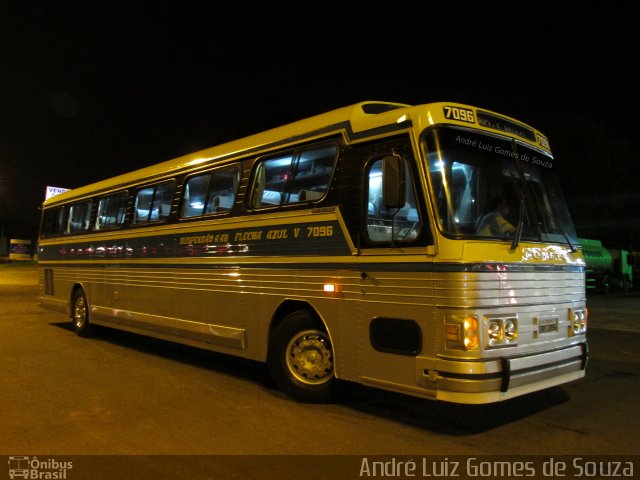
<box><xmin>38</xmin><ymin>101</ymin><xmax>587</xmax><ymax>404</ymax></box>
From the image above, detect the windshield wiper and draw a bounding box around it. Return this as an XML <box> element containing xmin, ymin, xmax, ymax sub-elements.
<box><xmin>511</xmin><ymin>192</ymin><xmax>526</xmax><ymax>250</ymax></box>
<box><xmin>563</xmin><ymin>231</ymin><xmax>577</xmax><ymax>252</ymax></box>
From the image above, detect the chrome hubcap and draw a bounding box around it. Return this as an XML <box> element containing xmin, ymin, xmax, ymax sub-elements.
<box><xmin>286</xmin><ymin>329</ymin><xmax>334</xmax><ymax>385</ymax></box>
<box><xmin>74</xmin><ymin>297</ymin><xmax>87</xmax><ymax>328</ymax></box>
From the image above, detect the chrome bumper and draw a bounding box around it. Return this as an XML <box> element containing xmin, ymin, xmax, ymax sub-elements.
<box><xmin>420</xmin><ymin>342</ymin><xmax>588</xmax><ymax>404</ymax></box>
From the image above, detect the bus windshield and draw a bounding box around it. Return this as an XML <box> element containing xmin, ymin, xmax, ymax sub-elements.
<box><xmin>422</xmin><ymin>126</ymin><xmax>578</xmax><ymax>246</ymax></box>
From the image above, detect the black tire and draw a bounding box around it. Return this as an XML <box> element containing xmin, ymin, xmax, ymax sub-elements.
<box><xmin>267</xmin><ymin>310</ymin><xmax>335</xmax><ymax>402</ymax></box>
<box><xmin>71</xmin><ymin>288</ymin><xmax>93</xmax><ymax>337</ymax></box>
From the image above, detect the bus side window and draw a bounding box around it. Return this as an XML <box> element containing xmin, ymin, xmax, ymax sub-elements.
<box><xmin>41</xmin><ymin>207</ymin><xmax>66</xmax><ymax>237</ymax></box>
<box><xmin>254</xmin><ymin>153</ymin><xmax>294</xmax><ymax>207</ymax></box>
<box><xmin>365</xmin><ymin>156</ymin><xmax>422</xmax><ymax>244</ymax></box>
<box><xmin>249</xmin><ymin>143</ymin><xmax>338</xmax><ymax>208</ymax></box>
<box><xmin>96</xmin><ymin>192</ymin><xmax>128</xmax><ymax>230</ymax></box>
<box><xmin>181</xmin><ymin>174</ymin><xmax>211</xmax><ymax>217</ymax></box>
<box><xmin>132</xmin><ymin>180</ymin><xmax>175</xmax><ymax>224</ymax></box>
<box><xmin>287</xmin><ymin>144</ymin><xmax>337</xmax><ymax>203</ymax></box>
<box><xmin>67</xmin><ymin>201</ymin><xmax>92</xmax><ymax>234</ymax></box>
<box><xmin>205</xmin><ymin>167</ymin><xmax>240</xmax><ymax>214</ymax></box>
<box><xmin>181</xmin><ymin>166</ymin><xmax>240</xmax><ymax>217</ymax></box>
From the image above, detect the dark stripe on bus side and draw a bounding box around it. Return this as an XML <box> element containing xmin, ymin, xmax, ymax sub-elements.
<box><xmin>38</xmin><ymin>220</ymin><xmax>352</xmax><ymax>260</ymax></box>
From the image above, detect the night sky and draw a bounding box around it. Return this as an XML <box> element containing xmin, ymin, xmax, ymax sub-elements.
<box><xmin>2</xmin><ymin>2</ymin><xmax>638</xmax><ymax>248</ymax></box>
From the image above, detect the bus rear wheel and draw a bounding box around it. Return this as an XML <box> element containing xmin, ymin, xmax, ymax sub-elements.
<box><xmin>268</xmin><ymin>310</ymin><xmax>335</xmax><ymax>402</ymax></box>
<box><xmin>72</xmin><ymin>289</ymin><xmax>93</xmax><ymax>337</ymax></box>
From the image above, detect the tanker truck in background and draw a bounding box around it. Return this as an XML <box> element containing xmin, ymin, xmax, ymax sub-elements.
<box><xmin>579</xmin><ymin>238</ymin><xmax>633</xmax><ymax>293</ymax></box>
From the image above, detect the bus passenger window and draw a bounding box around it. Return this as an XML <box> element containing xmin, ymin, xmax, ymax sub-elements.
<box><xmin>181</xmin><ymin>174</ymin><xmax>210</xmax><ymax>217</ymax></box>
<box><xmin>254</xmin><ymin>154</ymin><xmax>294</xmax><ymax>206</ymax></box>
<box><xmin>249</xmin><ymin>144</ymin><xmax>337</xmax><ymax>208</ymax></box>
<box><xmin>181</xmin><ymin>167</ymin><xmax>240</xmax><ymax>217</ymax></box>
<box><xmin>41</xmin><ymin>207</ymin><xmax>65</xmax><ymax>237</ymax></box>
<box><xmin>287</xmin><ymin>144</ymin><xmax>337</xmax><ymax>203</ymax></box>
<box><xmin>132</xmin><ymin>180</ymin><xmax>175</xmax><ymax>224</ymax></box>
<box><xmin>206</xmin><ymin>167</ymin><xmax>240</xmax><ymax>214</ymax></box>
<box><xmin>96</xmin><ymin>192</ymin><xmax>128</xmax><ymax>230</ymax></box>
<box><xmin>67</xmin><ymin>201</ymin><xmax>92</xmax><ymax>234</ymax></box>
<box><xmin>365</xmin><ymin>157</ymin><xmax>422</xmax><ymax>244</ymax></box>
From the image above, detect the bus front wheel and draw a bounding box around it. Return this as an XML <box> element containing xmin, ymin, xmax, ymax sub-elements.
<box><xmin>267</xmin><ymin>310</ymin><xmax>335</xmax><ymax>402</ymax></box>
<box><xmin>72</xmin><ymin>289</ymin><xmax>93</xmax><ymax>337</ymax></box>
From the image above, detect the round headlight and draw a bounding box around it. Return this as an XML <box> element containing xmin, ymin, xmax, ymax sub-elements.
<box><xmin>572</xmin><ymin>313</ymin><xmax>580</xmax><ymax>333</ymax></box>
<box><xmin>487</xmin><ymin>321</ymin><xmax>502</xmax><ymax>342</ymax></box>
<box><xmin>504</xmin><ymin>319</ymin><xmax>517</xmax><ymax>341</ymax></box>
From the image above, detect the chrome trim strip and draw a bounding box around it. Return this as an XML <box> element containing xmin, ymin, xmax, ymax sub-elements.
<box><xmin>91</xmin><ymin>305</ymin><xmax>247</xmax><ymax>350</ymax></box>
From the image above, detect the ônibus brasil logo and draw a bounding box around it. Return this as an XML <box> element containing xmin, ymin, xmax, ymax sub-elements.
<box><xmin>8</xmin><ymin>457</ymin><xmax>73</xmax><ymax>479</ymax></box>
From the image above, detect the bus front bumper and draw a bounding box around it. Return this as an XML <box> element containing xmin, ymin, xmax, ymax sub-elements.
<box><xmin>421</xmin><ymin>342</ymin><xmax>588</xmax><ymax>404</ymax></box>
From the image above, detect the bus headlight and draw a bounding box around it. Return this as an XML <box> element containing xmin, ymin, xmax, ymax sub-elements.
<box><xmin>504</xmin><ymin>319</ymin><xmax>518</xmax><ymax>342</ymax></box>
<box><xmin>487</xmin><ymin>320</ymin><xmax>502</xmax><ymax>345</ymax></box>
<box><xmin>484</xmin><ymin>316</ymin><xmax>518</xmax><ymax>348</ymax></box>
<box><xmin>569</xmin><ymin>308</ymin><xmax>588</xmax><ymax>336</ymax></box>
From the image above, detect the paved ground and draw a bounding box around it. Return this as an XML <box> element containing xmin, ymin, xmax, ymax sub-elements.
<box><xmin>587</xmin><ymin>290</ymin><xmax>640</xmax><ymax>332</ymax></box>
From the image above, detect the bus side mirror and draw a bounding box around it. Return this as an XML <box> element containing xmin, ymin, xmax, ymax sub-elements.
<box><xmin>382</xmin><ymin>154</ymin><xmax>406</xmax><ymax>209</ymax></box>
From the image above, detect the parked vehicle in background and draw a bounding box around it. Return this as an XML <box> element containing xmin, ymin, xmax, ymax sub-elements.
<box><xmin>579</xmin><ymin>238</ymin><xmax>633</xmax><ymax>293</ymax></box>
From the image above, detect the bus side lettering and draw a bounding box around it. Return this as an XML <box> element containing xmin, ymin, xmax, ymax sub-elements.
<box><xmin>234</xmin><ymin>231</ymin><xmax>263</xmax><ymax>242</ymax></box>
<box><xmin>307</xmin><ymin>225</ymin><xmax>334</xmax><ymax>238</ymax></box>
<box><xmin>266</xmin><ymin>228</ymin><xmax>288</xmax><ymax>240</ymax></box>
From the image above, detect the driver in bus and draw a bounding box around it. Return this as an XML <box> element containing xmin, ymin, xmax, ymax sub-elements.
<box><xmin>476</xmin><ymin>196</ymin><xmax>517</xmax><ymax>237</ymax></box>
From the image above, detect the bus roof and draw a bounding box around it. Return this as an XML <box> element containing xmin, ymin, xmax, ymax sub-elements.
<box><xmin>43</xmin><ymin>100</ymin><xmax>549</xmax><ymax>207</ymax></box>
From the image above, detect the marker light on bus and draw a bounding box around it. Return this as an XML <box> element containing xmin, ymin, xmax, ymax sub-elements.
<box><xmin>463</xmin><ymin>316</ymin><xmax>479</xmax><ymax>349</ymax></box>
<box><xmin>445</xmin><ymin>315</ymin><xmax>479</xmax><ymax>350</ymax></box>
<box><xmin>324</xmin><ymin>283</ymin><xmax>337</xmax><ymax>293</ymax></box>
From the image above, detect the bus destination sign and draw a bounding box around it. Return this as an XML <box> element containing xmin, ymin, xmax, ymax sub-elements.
<box><xmin>476</xmin><ymin>111</ymin><xmax>536</xmax><ymax>142</ymax></box>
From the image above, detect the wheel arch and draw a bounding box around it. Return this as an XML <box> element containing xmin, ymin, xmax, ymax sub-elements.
<box><xmin>268</xmin><ymin>299</ymin><xmax>329</xmax><ymax>340</ymax></box>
